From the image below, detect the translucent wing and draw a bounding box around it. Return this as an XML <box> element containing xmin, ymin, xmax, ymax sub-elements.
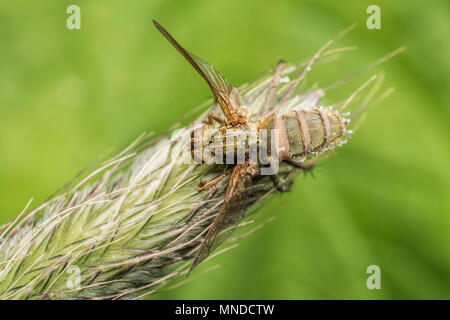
<box><xmin>153</xmin><ymin>20</ymin><xmax>241</xmax><ymax>124</ymax></box>
<box><xmin>189</xmin><ymin>163</ymin><xmax>255</xmax><ymax>273</ymax></box>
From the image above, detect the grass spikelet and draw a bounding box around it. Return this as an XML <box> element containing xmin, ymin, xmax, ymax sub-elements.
<box><xmin>0</xmin><ymin>36</ymin><xmax>402</xmax><ymax>299</ymax></box>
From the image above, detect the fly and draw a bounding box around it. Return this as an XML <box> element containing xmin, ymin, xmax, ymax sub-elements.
<box><xmin>154</xmin><ymin>20</ymin><xmax>353</xmax><ymax>273</ymax></box>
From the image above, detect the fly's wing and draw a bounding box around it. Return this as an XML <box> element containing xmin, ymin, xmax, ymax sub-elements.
<box><xmin>189</xmin><ymin>164</ymin><xmax>253</xmax><ymax>273</ymax></box>
<box><xmin>153</xmin><ymin>20</ymin><xmax>241</xmax><ymax>124</ymax></box>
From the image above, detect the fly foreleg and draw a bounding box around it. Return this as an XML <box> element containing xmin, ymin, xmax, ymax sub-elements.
<box><xmin>269</xmin><ymin>159</ymin><xmax>314</xmax><ymax>192</ymax></box>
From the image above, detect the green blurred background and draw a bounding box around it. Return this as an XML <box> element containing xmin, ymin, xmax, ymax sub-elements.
<box><xmin>0</xmin><ymin>0</ymin><xmax>449</xmax><ymax>299</ymax></box>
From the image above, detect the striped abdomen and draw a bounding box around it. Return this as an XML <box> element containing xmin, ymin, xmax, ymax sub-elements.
<box><xmin>263</xmin><ymin>108</ymin><xmax>347</xmax><ymax>160</ymax></box>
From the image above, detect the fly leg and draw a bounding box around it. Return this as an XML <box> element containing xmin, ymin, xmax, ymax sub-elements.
<box><xmin>284</xmin><ymin>159</ymin><xmax>315</xmax><ymax>171</ymax></box>
<box><xmin>260</xmin><ymin>60</ymin><xmax>286</xmax><ymax>116</ymax></box>
<box><xmin>269</xmin><ymin>174</ymin><xmax>291</xmax><ymax>192</ymax></box>
<box><xmin>197</xmin><ymin>166</ymin><xmax>232</xmax><ymax>191</ymax></box>
<box><xmin>203</xmin><ymin>113</ymin><xmax>227</xmax><ymax>126</ymax></box>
